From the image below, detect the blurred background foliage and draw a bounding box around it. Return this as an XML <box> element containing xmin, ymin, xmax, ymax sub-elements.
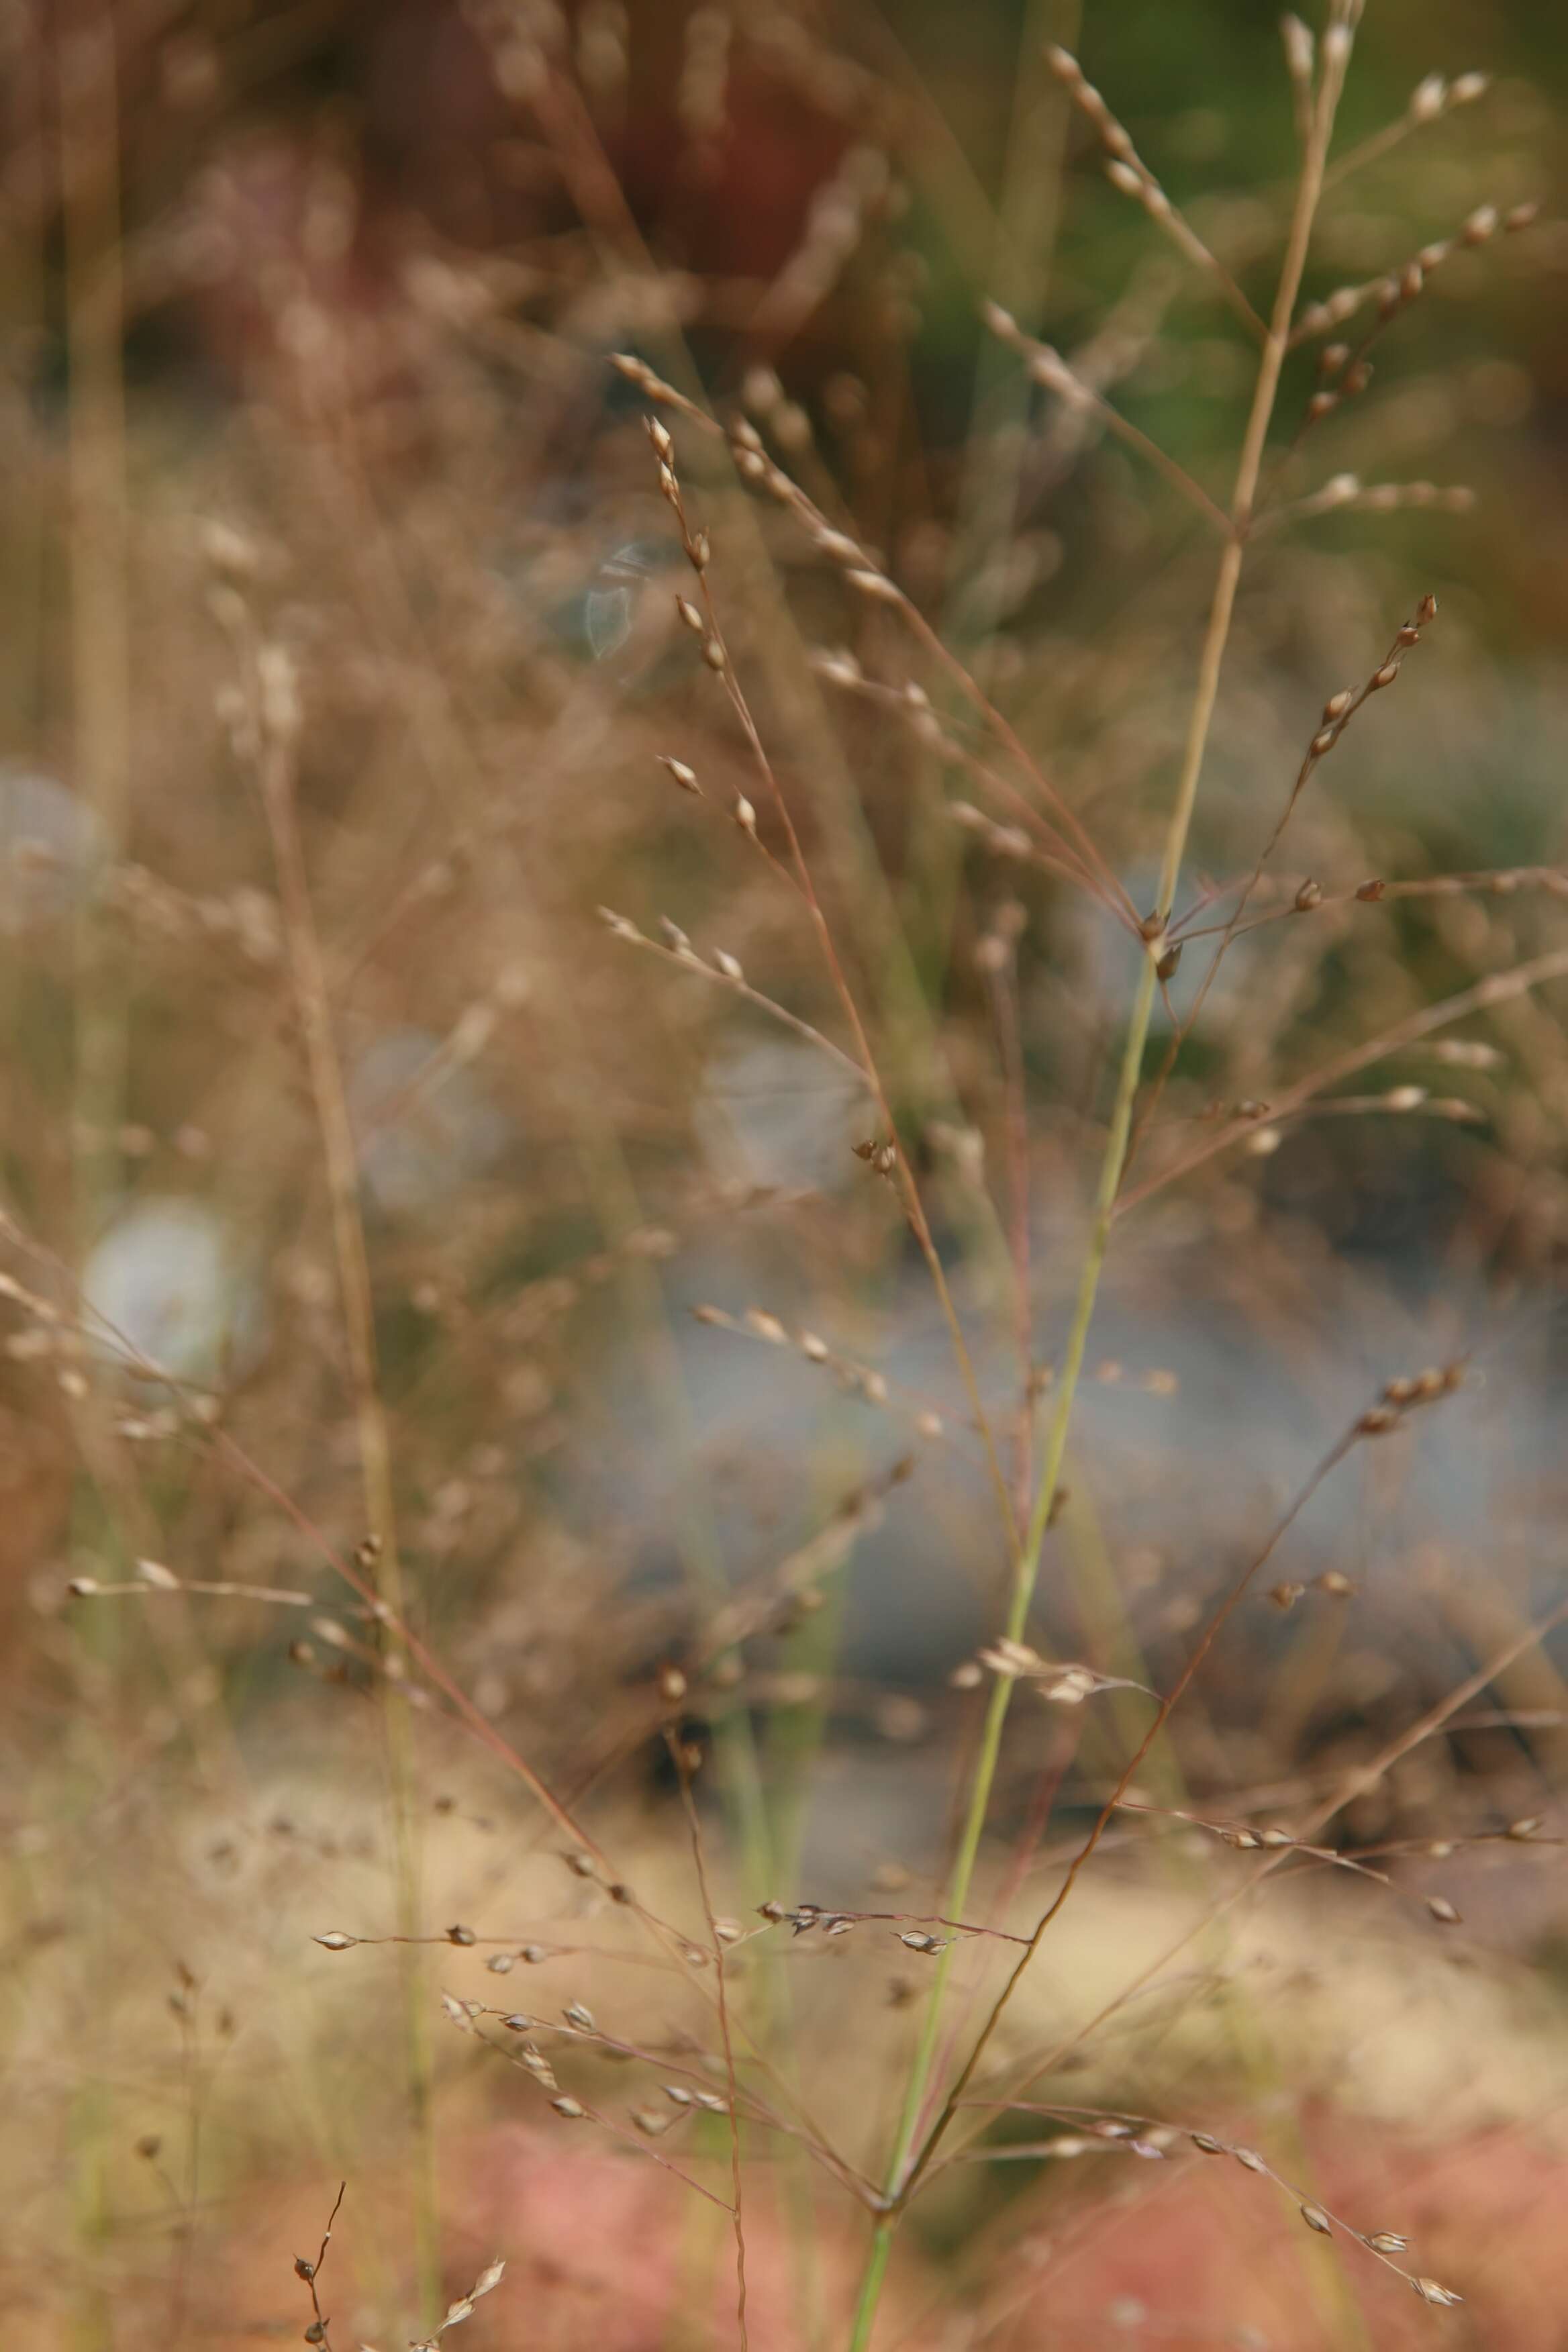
<box><xmin>3</xmin><ymin>3</ymin><xmax>1568</xmax><ymax>2347</ymax></box>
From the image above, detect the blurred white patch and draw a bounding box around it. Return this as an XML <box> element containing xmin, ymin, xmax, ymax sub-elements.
<box><xmin>584</xmin><ymin>540</ymin><xmax>663</xmax><ymax>660</ymax></box>
<box><xmin>349</xmin><ymin>1027</ymin><xmax>511</xmax><ymax>1216</ymax></box>
<box><xmin>83</xmin><ymin>1197</ymin><xmax>265</xmax><ymax>1385</ymax></box>
<box><xmin>695</xmin><ymin>1038</ymin><xmax>863</xmax><ymax>1193</ymax></box>
<box><xmin>0</xmin><ymin>768</ymin><xmax>106</xmax><ymax>934</ymax></box>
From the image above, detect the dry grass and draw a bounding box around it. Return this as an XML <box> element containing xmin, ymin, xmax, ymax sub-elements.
<box><xmin>2</xmin><ymin>2</ymin><xmax>1567</xmax><ymax>2347</ymax></box>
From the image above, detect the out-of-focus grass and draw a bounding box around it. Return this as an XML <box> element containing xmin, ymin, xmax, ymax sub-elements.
<box><xmin>2</xmin><ymin>3</ymin><xmax>1568</xmax><ymax>2347</ymax></box>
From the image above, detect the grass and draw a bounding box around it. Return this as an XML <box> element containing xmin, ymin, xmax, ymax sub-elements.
<box><xmin>3</xmin><ymin>1</ymin><xmax>1568</xmax><ymax>2347</ymax></box>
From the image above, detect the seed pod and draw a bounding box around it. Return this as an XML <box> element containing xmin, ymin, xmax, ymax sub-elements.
<box><xmin>1409</xmin><ymin>72</ymin><xmax>1446</xmax><ymax>123</ymax></box>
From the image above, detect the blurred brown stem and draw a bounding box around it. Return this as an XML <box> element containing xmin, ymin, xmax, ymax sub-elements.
<box><xmin>256</xmin><ymin>675</ymin><xmax>439</xmax><ymax>2330</ymax></box>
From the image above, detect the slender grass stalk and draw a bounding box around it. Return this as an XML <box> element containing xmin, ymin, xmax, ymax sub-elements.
<box><xmin>254</xmin><ymin>659</ymin><xmax>440</xmax><ymax>2331</ymax></box>
<box><xmin>58</xmin><ymin>39</ymin><xmax>134</xmax><ymax>2349</ymax></box>
<box><xmin>60</xmin><ymin>7</ymin><xmax>130</xmax><ymax>1242</ymax></box>
<box><xmin>672</xmin><ymin>1738</ymin><xmax>750</xmax><ymax>2352</ymax></box>
<box><xmin>847</xmin><ymin>21</ymin><xmax>1358</xmax><ymax>2343</ymax></box>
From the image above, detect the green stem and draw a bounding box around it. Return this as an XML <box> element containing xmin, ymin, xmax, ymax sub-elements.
<box><xmin>846</xmin><ymin>19</ymin><xmax>1357</xmax><ymax>2339</ymax></box>
<box><xmin>862</xmin><ymin>942</ymin><xmax>1163</xmax><ymax>2245</ymax></box>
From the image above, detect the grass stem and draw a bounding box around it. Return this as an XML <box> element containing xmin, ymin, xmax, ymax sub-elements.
<box><xmin>844</xmin><ymin>21</ymin><xmax>1357</xmax><ymax>2339</ymax></box>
